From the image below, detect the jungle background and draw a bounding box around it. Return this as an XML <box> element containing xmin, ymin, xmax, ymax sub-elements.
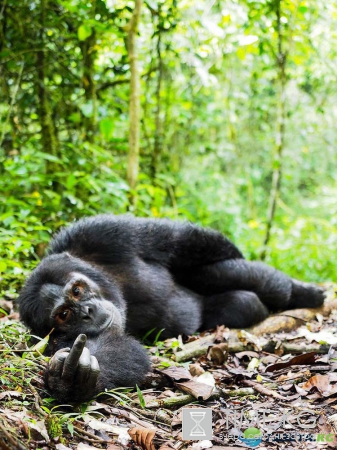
<box><xmin>1</xmin><ymin>0</ymin><xmax>337</xmax><ymax>297</ymax></box>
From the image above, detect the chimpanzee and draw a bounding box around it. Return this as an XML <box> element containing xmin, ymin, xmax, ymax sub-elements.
<box><xmin>18</xmin><ymin>215</ymin><xmax>325</xmax><ymax>402</ymax></box>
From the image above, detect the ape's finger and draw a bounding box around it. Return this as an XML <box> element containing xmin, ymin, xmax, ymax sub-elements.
<box><xmin>56</xmin><ymin>347</ymin><xmax>71</xmax><ymax>353</ymax></box>
<box><xmin>49</xmin><ymin>351</ymin><xmax>68</xmax><ymax>376</ymax></box>
<box><xmin>62</xmin><ymin>334</ymin><xmax>87</xmax><ymax>380</ymax></box>
<box><xmin>76</xmin><ymin>347</ymin><xmax>92</xmax><ymax>385</ymax></box>
<box><xmin>86</xmin><ymin>355</ymin><xmax>100</xmax><ymax>389</ymax></box>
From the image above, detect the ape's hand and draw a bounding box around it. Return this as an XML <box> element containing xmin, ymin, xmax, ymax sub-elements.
<box><xmin>45</xmin><ymin>334</ymin><xmax>100</xmax><ymax>403</ymax></box>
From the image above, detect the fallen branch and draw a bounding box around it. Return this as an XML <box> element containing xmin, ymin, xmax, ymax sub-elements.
<box><xmin>174</xmin><ymin>297</ymin><xmax>337</xmax><ymax>362</ymax></box>
<box><xmin>174</xmin><ymin>335</ymin><xmax>215</xmax><ymax>362</ymax></box>
<box><xmin>248</xmin><ymin>296</ymin><xmax>337</xmax><ymax>336</ymax></box>
<box><xmin>146</xmin><ymin>386</ymin><xmax>265</xmax><ymax>409</ymax></box>
<box><xmin>146</xmin><ymin>394</ymin><xmax>196</xmax><ymax>409</ymax></box>
<box><xmin>222</xmin><ymin>387</ymin><xmax>255</xmax><ymax>397</ymax></box>
<box><xmin>241</xmin><ymin>380</ymin><xmax>289</xmax><ymax>400</ymax></box>
<box><xmin>146</xmin><ymin>391</ymin><xmax>221</xmax><ymax>409</ymax></box>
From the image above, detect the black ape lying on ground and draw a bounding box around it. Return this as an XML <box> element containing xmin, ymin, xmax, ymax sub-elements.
<box><xmin>18</xmin><ymin>215</ymin><xmax>325</xmax><ymax>402</ymax></box>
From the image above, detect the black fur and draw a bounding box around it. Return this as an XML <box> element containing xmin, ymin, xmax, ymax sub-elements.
<box><xmin>18</xmin><ymin>214</ymin><xmax>325</xmax><ymax>402</ymax></box>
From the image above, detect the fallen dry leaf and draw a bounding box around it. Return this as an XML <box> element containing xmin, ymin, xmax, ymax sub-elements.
<box><xmin>238</xmin><ymin>330</ymin><xmax>266</xmax><ymax>350</ymax></box>
<box><xmin>0</xmin><ymin>391</ymin><xmax>24</xmax><ymax>400</ymax></box>
<box><xmin>128</xmin><ymin>426</ymin><xmax>155</xmax><ymax>450</ymax></box>
<box><xmin>302</xmin><ymin>374</ymin><xmax>330</xmax><ymax>395</ymax></box>
<box><xmin>159</xmin><ymin>366</ymin><xmax>192</xmax><ymax>381</ymax></box>
<box><xmin>175</xmin><ymin>380</ymin><xmax>214</xmax><ymax>400</ymax></box>
<box><xmin>77</xmin><ymin>444</ymin><xmax>97</xmax><ymax>450</ymax></box>
<box><xmin>294</xmin><ymin>327</ymin><xmax>337</xmax><ymax>345</ymax></box>
<box><xmin>300</xmin><ymin>374</ymin><xmax>337</xmax><ymax>398</ymax></box>
<box><xmin>207</xmin><ymin>343</ymin><xmax>228</xmax><ymax>365</ymax></box>
<box><xmin>265</xmin><ymin>351</ymin><xmax>318</xmax><ymax>372</ymax></box>
<box><xmin>55</xmin><ymin>444</ymin><xmax>71</xmax><ymax>450</ymax></box>
<box><xmin>214</xmin><ymin>325</ymin><xmax>230</xmax><ymax>343</ymax></box>
<box><xmin>189</xmin><ymin>363</ymin><xmax>205</xmax><ymax>376</ymax></box>
<box><xmin>107</xmin><ymin>445</ymin><xmax>124</xmax><ymax>450</ymax></box>
<box><xmin>236</xmin><ymin>351</ymin><xmax>260</xmax><ymax>359</ymax></box>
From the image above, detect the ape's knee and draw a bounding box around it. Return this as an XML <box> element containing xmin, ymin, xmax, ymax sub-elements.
<box><xmin>203</xmin><ymin>290</ymin><xmax>269</xmax><ymax>329</ymax></box>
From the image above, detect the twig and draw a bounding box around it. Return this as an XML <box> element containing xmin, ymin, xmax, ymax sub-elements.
<box><xmin>74</xmin><ymin>425</ymin><xmax>109</xmax><ymax>443</ymax></box>
<box><xmin>131</xmin><ymin>408</ymin><xmax>172</xmax><ymax>426</ymax></box>
<box><xmin>0</xmin><ymin>419</ymin><xmax>26</xmax><ymax>450</ymax></box>
<box><xmin>30</xmin><ymin>385</ymin><xmax>47</xmax><ymax>417</ymax></box>
<box><xmin>241</xmin><ymin>379</ymin><xmax>289</xmax><ymax>400</ymax></box>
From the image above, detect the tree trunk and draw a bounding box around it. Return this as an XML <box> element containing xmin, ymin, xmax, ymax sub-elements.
<box><xmin>36</xmin><ymin>0</ymin><xmax>59</xmax><ymax>178</ymax></box>
<box><xmin>260</xmin><ymin>0</ymin><xmax>287</xmax><ymax>260</ymax></box>
<box><xmin>126</xmin><ymin>0</ymin><xmax>143</xmax><ymax>204</ymax></box>
<box><xmin>80</xmin><ymin>30</ymin><xmax>97</xmax><ymax>142</ymax></box>
<box><xmin>151</xmin><ymin>7</ymin><xmax>163</xmax><ymax>180</ymax></box>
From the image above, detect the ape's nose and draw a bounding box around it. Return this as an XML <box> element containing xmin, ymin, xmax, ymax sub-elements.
<box><xmin>81</xmin><ymin>305</ymin><xmax>94</xmax><ymax>321</ymax></box>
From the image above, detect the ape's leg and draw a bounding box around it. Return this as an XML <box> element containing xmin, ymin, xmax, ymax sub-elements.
<box><xmin>180</xmin><ymin>260</ymin><xmax>325</xmax><ymax>311</ymax></box>
<box><xmin>202</xmin><ymin>290</ymin><xmax>269</xmax><ymax>329</ymax></box>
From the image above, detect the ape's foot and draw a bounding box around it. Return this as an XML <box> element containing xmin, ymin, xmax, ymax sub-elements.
<box><xmin>290</xmin><ymin>280</ymin><xmax>326</xmax><ymax>309</ymax></box>
<box><xmin>45</xmin><ymin>334</ymin><xmax>100</xmax><ymax>403</ymax></box>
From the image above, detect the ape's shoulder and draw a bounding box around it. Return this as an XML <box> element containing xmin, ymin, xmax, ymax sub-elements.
<box><xmin>47</xmin><ymin>214</ymin><xmax>186</xmax><ymax>257</ymax></box>
<box><xmin>46</xmin><ymin>214</ymin><xmax>243</xmax><ymax>265</ymax></box>
<box><xmin>47</xmin><ymin>214</ymin><xmax>136</xmax><ymax>257</ymax></box>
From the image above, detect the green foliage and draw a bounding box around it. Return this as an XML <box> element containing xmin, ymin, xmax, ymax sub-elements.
<box><xmin>0</xmin><ymin>142</ymin><xmax>129</xmax><ymax>294</ymax></box>
<box><xmin>46</xmin><ymin>415</ymin><xmax>64</xmax><ymax>440</ymax></box>
<box><xmin>136</xmin><ymin>384</ymin><xmax>146</xmax><ymax>409</ymax></box>
<box><xmin>1</xmin><ymin>0</ymin><xmax>337</xmax><ymax>295</ymax></box>
<box><xmin>78</xmin><ymin>24</ymin><xmax>92</xmax><ymax>41</ymax></box>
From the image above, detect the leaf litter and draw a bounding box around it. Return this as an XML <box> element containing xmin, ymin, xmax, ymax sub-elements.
<box><xmin>1</xmin><ymin>285</ymin><xmax>337</xmax><ymax>448</ymax></box>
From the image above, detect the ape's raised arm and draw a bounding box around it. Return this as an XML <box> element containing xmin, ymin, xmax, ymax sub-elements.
<box><xmin>46</xmin><ymin>333</ymin><xmax>150</xmax><ymax>403</ymax></box>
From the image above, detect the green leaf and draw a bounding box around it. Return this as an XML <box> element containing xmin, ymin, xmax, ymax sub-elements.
<box><xmin>67</xmin><ymin>423</ymin><xmax>74</xmax><ymax>436</ymax></box>
<box><xmin>80</xmin><ymin>102</ymin><xmax>94</xmax><ymax>118</ymax></box>
<box><xmin>100</xmin><ymin>118</ymin><xmax>114</xmax><ymax>140</ymax></box>
<box><xmin>298</xmin><ymin>5</ymin><xmax>308</xmax><ymax>13</ymax></box>
<box><xmin>136</xmin><ymin>384</ymin><xmax>146</xmax><ymax>409</ymax></box>
<box><xmin>0</xmin><ymin>261</ymin><xmax>7</xmax><ymax>273</ymax></box>
<box><xmin>25</xmin><ymin>329</ymin><xmax>53</xmax><ymax>357</ymax></box>
<box><xmin>35</xmin><ymin>152</ymin><xmax>63</xmax><ymax>163</ymax></box>
<box><xmin>78</xmin><ymin>25</ymin><xmax>92</xmax><ymax>41</ymax></box>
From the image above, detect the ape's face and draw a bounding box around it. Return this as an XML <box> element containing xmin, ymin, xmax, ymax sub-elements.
<box><xmin>43</xmin><ymin>272</ymin><xmax>124</xmax><ymax>337</ymax></box>
<box><xmin>19</xmin><ymin>253</ymin><xmax>126</xmax><ymax>338</ymax></box>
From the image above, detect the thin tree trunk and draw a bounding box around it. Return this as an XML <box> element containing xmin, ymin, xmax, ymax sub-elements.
<box><xmin>0</xmin><ymin>63</ymin><xmax>24</xmax><ymax>153</ymax></box>
<box><xmin>260</xmin><ymin>0</ymin><xmax>287</xmax><ymax>260</ymax></box>
<box><xmin>36</xmin><ymin>0</ymin><xmax>59</xmax><ymax>177</ymax></box>
<box><xmin>151</xmin><ymin>7</ymin><xmax>163</xmax><ymax>180</ymax></box>
<box><xmin>126</xmin><ymin>0</ymin><xmax>143</xmax><ymax>204</ymax></box>
<box><xmin>80</xmin><ymin>28</ymin><xmax>97</xmax><ymax>142</ymax></box>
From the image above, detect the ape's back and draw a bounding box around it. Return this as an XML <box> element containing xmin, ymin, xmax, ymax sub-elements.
<box><xmin>47</xmin><ymin>214</ymin><xmax>244</xmax><ymax>268</ymax></box>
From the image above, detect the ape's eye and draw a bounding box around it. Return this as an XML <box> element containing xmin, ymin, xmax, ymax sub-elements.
<box><xmin>58</xmin><ymin>310</ymin><xmax>70</xmax><ymax>321</ymax></box>
<box><xmin>72</xmin><ymin>286</ymin><xmax>81</xmax><ymax>297</ymax></box>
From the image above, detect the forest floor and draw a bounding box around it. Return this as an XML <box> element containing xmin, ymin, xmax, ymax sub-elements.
<box><xmin>1</xmin><ymin>284</ymin><xmax>337</xmax><ymax>450</ymax></box>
